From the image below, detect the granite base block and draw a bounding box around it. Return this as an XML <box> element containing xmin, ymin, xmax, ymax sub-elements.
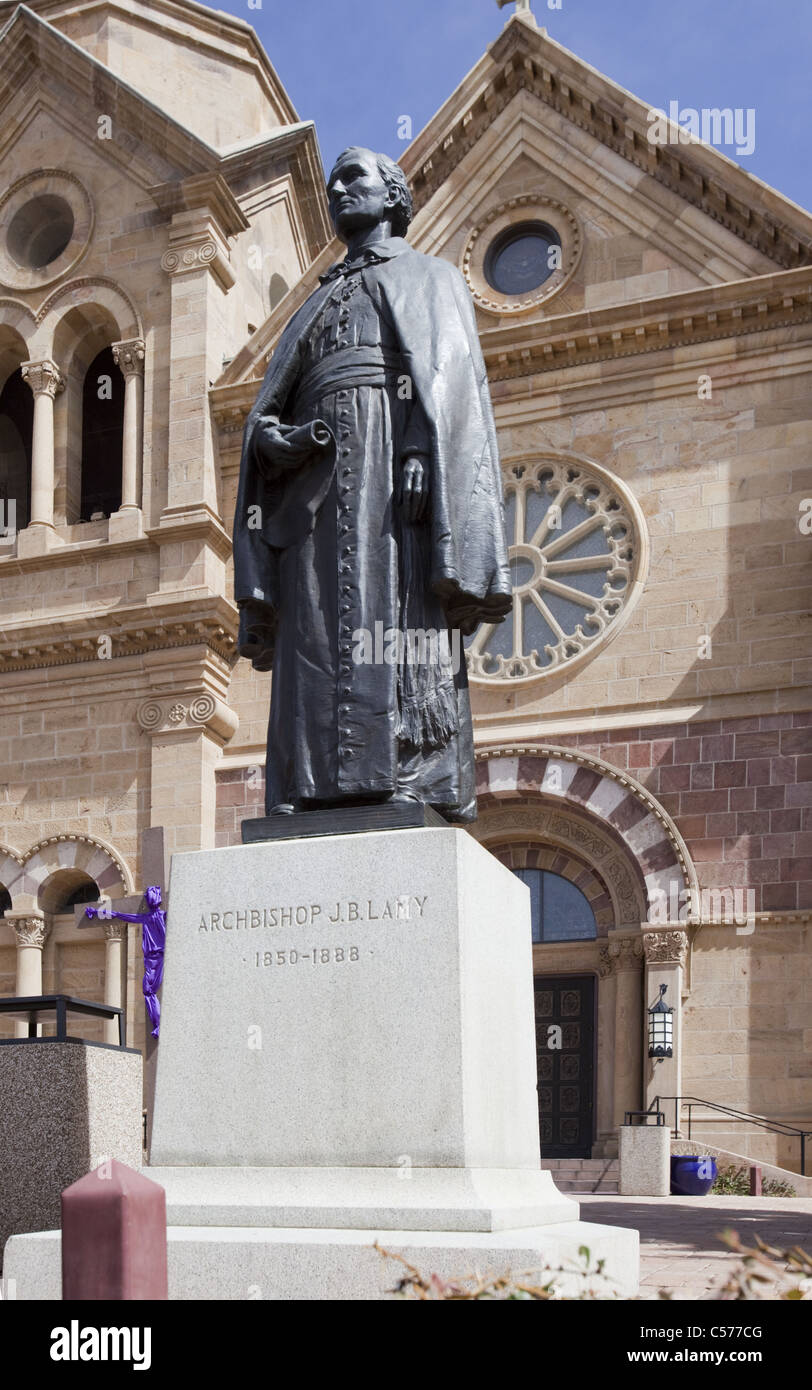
<box><xmin>0</xmin><ymin>1042</ymin><xmax>142</xmax><ymax>1257</ymax></box>
<box><xmin>150</xmin><ymin>828</ymin><xmax>542</xmax><ymax>1170</ymax></box>
<box><xmin>146</xmin><ymin>1165</ymin><xmax>579</xmax><ymax>1231</ymax></box>
<box><xmin>3</xmin><ymin>1220</ymin><xmax>640</xmax><ymax>1300</ymax></box>
<box><xmin>619</xmin><ymin>1124</ymin><xmax>671</xmax><ymax>1197</ymax></box>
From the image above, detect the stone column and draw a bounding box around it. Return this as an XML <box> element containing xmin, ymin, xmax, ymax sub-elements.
<box><xmin>594</xmin><ymin>945</ymin><xmax>618</xmax><ymax>1154</ymax></box>
<box><xmin>643</xmin><ymin>929</ymin><xmax>689</xmax><ymax>1133</ymax></box>
<box><xmin>609</xmin><ymin>934</ymin><xmax>644</xmax><ymax>1129</ymax></box>
<box><xmin>20</xmin><ymin>359</ymin><xmax>64</xmax><ymax>528</ymax></box>
<box><xmin>136</xmin><ymin>691</ymin><xmax>238</xmax><ymax>860</ymax></box>
<box><xmin>6</xmin><ymin>911</ymin><xmax>50</xmax><ymax>1038</ymax></box>
<box><xmin>112</xmin><ymin>339</ymin><xmax>145</xmax><ymax>511</ymax></box>
<box><xmin>102</xmin><ymin>919</ymin><xmax>128</xmax><ymax>1046</ymax></box>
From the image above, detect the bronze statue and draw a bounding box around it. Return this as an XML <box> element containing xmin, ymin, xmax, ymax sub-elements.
<box><xmin>233</xmin><ymin>148</ymin><xmax>511</xmax><ymax>822</ymax></box>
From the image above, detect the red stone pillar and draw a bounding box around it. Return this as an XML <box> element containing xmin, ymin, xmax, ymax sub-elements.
<box><xmin>61</xmin><ymin>1160</ymin><xmax>167</xmax><ymax>1300</ymax></box>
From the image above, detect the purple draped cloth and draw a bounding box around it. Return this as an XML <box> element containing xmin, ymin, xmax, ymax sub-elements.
<box><xmin>85</xmin><ymin>884</ymin><xmax>166</xmax><ymax>1037</ymax></box>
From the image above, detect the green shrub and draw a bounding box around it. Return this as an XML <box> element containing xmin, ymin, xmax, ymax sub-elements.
<box><xmin>711</xmin><ymin>1163</ymin><xmax>796</xmax><ymax>1197</ymax></box>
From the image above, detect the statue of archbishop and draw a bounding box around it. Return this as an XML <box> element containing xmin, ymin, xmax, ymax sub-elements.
<box><xmin>233</xmin><ymin>147</ymin><xmax>512</xmax><ymax>823</ymax></box>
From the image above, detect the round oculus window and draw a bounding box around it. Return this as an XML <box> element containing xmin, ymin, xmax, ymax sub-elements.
<box><xmin>7</xmin><ymin>194</ymin><xmax>75</xmax><ymax>270</ymax></box>
<box><xmin>483</xmin><ymin>221</ymin><xmax>561</xmax><ymax>297</ymax></box>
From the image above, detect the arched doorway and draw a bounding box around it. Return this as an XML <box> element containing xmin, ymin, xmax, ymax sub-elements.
<box><xmin>473</xmin><ymin>745</ymin><xmax>697</xmax><ymax>1156</ymax></box>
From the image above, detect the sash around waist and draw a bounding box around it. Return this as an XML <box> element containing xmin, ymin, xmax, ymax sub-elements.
<box><xmin>294</xmin><ymin>346</ymin><xmax>404</xmax><ymax>413</ymax></box>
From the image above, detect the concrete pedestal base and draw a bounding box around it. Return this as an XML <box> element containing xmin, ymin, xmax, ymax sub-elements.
<box><xmin>4</xmin><ymin>1219</ymin><xmax>639</xmax><ymax>1300</ymax></box>
<box><xmin>0</xmin><ymin>1041</ymin><xmax>142</xmax><ymax>1259</ymax></box>
<box><xmin>619</xmin><ymin>1124</ymin><xmax>671</xmax><ymax>1196</ymax></box>
<box><xmin>4</xmin><ymin>829</ymin><xmax>640</xmax><ymax>1298</ymax></box>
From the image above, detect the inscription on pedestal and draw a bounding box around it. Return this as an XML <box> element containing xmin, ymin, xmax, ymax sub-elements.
<box><xmin>197</xmin><ymin>895</ymin><xmax>428</xmax><ymax>932</ymax></box>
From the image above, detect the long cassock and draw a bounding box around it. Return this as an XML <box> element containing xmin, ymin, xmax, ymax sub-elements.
<box><xmin>233</xmin><ymin>235</ymin><xmax>512</xmax><ymax>821</ymax></box>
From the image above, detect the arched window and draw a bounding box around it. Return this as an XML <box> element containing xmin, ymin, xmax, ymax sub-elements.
<box><xmin>512</xmin><ymin>867</ymin><xmax>597</xmax><ymax>943</ymax></box>
<box><xmin>0</xmin><ymin>366</ymin><xmax>33</xmax><ymax>531</ymax></box>
<box><xmin>269</xmin><ymin>272</ymin><xmax>289</xmax><ymax>311</ymax></box>
<box><xmin>80</xmin><ymin>345</ymin><xmax>124</xmax><ymax>520</ymax></box>
<box><xmin>39</xmin><ymin>870</ymin><xmax>100</xmax><ymax>916</ymax></box>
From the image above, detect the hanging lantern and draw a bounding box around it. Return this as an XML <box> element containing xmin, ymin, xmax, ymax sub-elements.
<box><xmin>648</xmin><ymin>982</ymin><xmax>673</xmax><ymax>1060</ymax></box>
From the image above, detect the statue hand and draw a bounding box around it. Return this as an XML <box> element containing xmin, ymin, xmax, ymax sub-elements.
<box><xmin>254</xmin><ymin>419</ymin><xmax>311</xmax><ymax>475</ymax></box>
<box><xmin>85</xmin><ymin>906</ymin><xmax>98</xmax><ymax>920</ymax></box>
<box><xmin>399</xmin><ymin>456</ymin><xmax>429</xmax><ymax>523</ymax></box>
<box><xmin>238</xmin><ymin>599</ymin><xmax>276</xmax><ymax>672</ymax></box>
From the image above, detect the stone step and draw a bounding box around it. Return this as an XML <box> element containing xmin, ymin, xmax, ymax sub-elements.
<box><xmin>554</xmin><ymin>1179</ymin><xmax>620</xmax><ymax>1194</ymax></box>
<box><xmin>542</xmin><ymin>1161</ymin><xmax>620</xmax><ymax>1174</ymax></box>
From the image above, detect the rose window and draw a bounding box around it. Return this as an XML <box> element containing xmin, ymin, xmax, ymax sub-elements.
<box><xmin>467</xmin><ymin>458</ymin><xmax>641</xmax><ymax>682</ymax></box>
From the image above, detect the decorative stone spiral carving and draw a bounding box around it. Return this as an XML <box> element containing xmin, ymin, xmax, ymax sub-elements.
<box><xmin>189</xmin><ymin>694</ymin><xmax>216</xmax><ymax>725</ymax></box>
<box><xmin>137</xmin><ymin>700</ymin><xmax>164</xmax><ymax>731</ymax></box>
<box><xmin>162</xmin><ymin>242</ymin><xmax>218</xmax><ymax>274</ymax></box>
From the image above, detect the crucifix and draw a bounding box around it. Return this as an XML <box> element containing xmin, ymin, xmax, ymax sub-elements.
<box><xmin>75</xmin><ymin>825</ymin><xmax>168</xmax><ymax>1141</ymax></box>
<box><xmin>497</xmin><ymin>0</ymin><xmax>533</xmax><ymax>12</ymax></box>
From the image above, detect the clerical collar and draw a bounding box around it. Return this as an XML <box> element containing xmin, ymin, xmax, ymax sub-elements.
<box><xmin>319</xmin><ymin>237</ymin><xmax>410</xmax><ymax>283</ymax></box>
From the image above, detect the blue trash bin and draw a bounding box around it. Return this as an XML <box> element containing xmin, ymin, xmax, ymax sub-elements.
<box><xmin>670</xmin><ymin>1155</ymin><xmax>718</xmax><ymax>1196</ymax></box>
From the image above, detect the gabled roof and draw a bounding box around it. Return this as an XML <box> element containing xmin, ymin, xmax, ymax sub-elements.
<box><xmin>0</xmin><ymin>4</ymin><xmax>330</xmax><ymax>255</ymax></box>
<box><xmin>403</xmin><ymin>16</ymin><xmax>812</xmax><ymax>269</ymax></box>
<box><xmin>0</xmin><ymin>0</ymin><xmax>300</xmax><ymax>132</ymax></box>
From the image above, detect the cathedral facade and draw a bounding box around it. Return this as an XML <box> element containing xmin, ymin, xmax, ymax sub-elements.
<box><xmin>1</xmin><ymin>0</ymin><xmax>810</xmax><ymax>1174</ymax></box>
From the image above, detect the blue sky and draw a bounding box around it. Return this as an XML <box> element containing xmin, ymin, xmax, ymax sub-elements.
<box><xmin>213</xmin><ymin>0</ymin><xmax>810</xmax><ymax>212</ymax></box>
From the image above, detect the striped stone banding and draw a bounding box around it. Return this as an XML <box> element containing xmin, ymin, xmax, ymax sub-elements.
<box><xmin>490</xmin><ymin>839</ymin><xmax>614</xmax><ymax>935</ymax></box>
<box><xmin>476</xmin><ymin>745</ymin><xmax>695</xmax><ymax>908</ymax></box>
<box><xmin>0</xmin><ymin>835</ymin><xmax>132</xmax><ymax>912</ymax></box>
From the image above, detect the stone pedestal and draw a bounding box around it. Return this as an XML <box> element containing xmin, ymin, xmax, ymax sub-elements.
<box><xmin>0</xmin><ymin>1042</ymin><xmax>142</xmax><ymax>1258</ymax></box>
<box><xmin>619</xmin><ymin>1123</ymin><xmax>671</xmax><ymax>1196</ymax></box>
<box><xmin>5</xmin><ymin>828</ymin><xmax>639</xmax><ymax>1299</ymax></box>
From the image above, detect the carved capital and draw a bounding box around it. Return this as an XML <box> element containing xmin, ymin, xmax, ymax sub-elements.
<box><xmin>102</xmin><ymin>919</ymin><xmax>128</xmax><ymax>943</ymax></box>
<box><xmin>643</xmin><ymin>929</ymin><xmax>689</xmax><ymax>967</ymax></box>
<box><xmin>112</xmin><ymin>339</ymin><xmax>145</xmax><ymax>378</ymax></box>
<box><xmin>597</xmin><ymin>944</ymin><xmax>614</xmax><ymax>979</ymax></box>
<box><xmin>161</xmin><ymin>241</ymin><xmax>218</xmax><ymax>275</ymax></box>
<box><xmin>8</xmin><ymin>914</ymin><xmax>50</xmax><ymax>949</ymax></box>
<box><xmin>137</xmin><ymin>691</ymin><xmax>238</xmax><ymax>745</ymax></box>
<box><xmin>21</xmin><ymin>359</ymin><xmax>64</xmax><ymax>399</ymax></box>
<box><xmin>607</xmin><ymin>935</ymin><xmax>644</xmax><ymax>971</ymax></box>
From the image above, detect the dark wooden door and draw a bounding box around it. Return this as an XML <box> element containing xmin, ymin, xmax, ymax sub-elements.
<box><xmin>534</xmin><ymin>975</ymin><xmax>596</xmax><ymax>1158</ymax></box>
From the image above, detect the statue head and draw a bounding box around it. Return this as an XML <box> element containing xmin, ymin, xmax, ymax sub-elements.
<box><xmin>327</xmin><ymin>147</ymin><xmax>413</xmax><ymax>242</ymax></box>
<box><xmin>145</xmin><ymin>884</ymin><xmax>162</xmax><ymax>909</ymax></box>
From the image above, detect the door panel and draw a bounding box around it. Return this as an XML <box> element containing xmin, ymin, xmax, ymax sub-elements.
<box><xmin>534</xmin><ymin>974</ymin><xmax>596</xmax><ymax>1158</ymax></box>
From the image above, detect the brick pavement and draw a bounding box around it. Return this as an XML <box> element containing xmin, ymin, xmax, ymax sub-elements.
<box><xmin>579</xmin><ymin>1195</ymin><xmax>812</xmax><ymax>1300</ymax></box>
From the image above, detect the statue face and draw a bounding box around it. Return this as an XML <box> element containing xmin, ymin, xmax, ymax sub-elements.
<box><xmin>327</xmin><ymin>149</ymin><xmax>395</xmax><ymax>242</ymax></box>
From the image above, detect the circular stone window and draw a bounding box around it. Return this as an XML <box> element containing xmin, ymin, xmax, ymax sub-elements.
<box><xmin>462</xmin><ymin>196</ymin><xmax>581</xmax><ymax>316</ymax></box>
<box><xmin>0</xmin><ymin>171</ymin><xmax>93</xmax><ymax>291</ymax></box>
<box><xmin>466</xmin><ymin>456</ymin><xmax>648</xmax><ymax>683</ymax></box>
<box><xmin>484</xmin><ymin>221</ymin><xmax>561</xmax><ymax>297</ymax></box>
<box><xmin>7</xmin><ymin>194</ymin><xmax>75</xmax><ymax>269</ymax></box>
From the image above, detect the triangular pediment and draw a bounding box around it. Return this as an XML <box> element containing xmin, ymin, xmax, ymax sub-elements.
<box><xmin>212</xmin><ymin>12</ymin><xmax>812</xmax><ymax>394</ymax></box>
<box><xmin>0</xmin><ymin>4</ymin><xmax>225</xmax><ymax>188</ymax></box>
<box><xmin>0</xmin><ymin>5</ymin><xmax>330</xmax><ymax>258</ymax></box>
<box><xmin>0</xmin><ymin>0</ymin><xmax>298</xmax><ymax>150</ymax></box>
<box><xmin>403</xmin><ymin>16</ymin><xmax>812</xmax><ymax>285</ymax></box>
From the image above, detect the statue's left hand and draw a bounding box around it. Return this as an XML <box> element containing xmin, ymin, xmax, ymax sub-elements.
<box><xmin>238</xmin><ymin>599</ymin><xmax>277</xmax><ymax>672</ymax></box>
<box><xmin>399</xmin><ymin>456</ymin><xmax>429</xmax><ymax>523</ymax></box>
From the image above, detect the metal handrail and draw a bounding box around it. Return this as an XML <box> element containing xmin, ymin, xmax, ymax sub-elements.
<box><xmin>654</xmin><ymin>1094</ymin><xmax>812</xmax><ymax>1177</ymax></box>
